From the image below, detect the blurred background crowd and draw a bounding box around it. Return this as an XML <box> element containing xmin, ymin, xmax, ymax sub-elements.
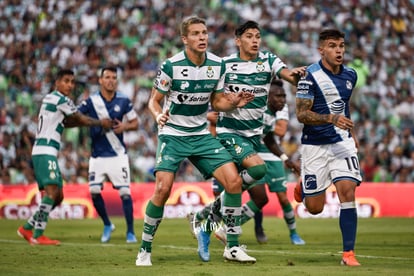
<box><xmin>0</xmin><ymin>0</ymin><xmax>413</xmax><ymax>185</ymax></box>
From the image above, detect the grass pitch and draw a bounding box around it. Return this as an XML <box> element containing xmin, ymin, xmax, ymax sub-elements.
<box><xmin>0</xmin><ymin>217</ymin><xmax>413</xmax><ymax>275</ymax></box>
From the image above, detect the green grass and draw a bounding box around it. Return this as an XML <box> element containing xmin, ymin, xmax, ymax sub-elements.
<box><xmin>0</xmin><ymin>217</ymin><xmax>413</xmax><ymax>275</ymax></box>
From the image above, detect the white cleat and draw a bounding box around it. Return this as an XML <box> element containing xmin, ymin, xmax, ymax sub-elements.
<box><xmin>136</xmin><ymin>248</ymin><xmax>152</xmax><ymax>266</ymax></box>
<box><xmin>223</xmin><ymin>246</ymin><xmax>256</xmax><ymax>264</ymax></box>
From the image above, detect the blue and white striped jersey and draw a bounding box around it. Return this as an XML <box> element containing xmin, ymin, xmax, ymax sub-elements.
<box><xmin>78</xmin><ymin>91</ymin><xmax>137</xmax><ymax>157</ymax></box>
<box><xmin>296</xmin><ymin>61</ymin><xmax>357</xmax><ymax>145</ymax></box>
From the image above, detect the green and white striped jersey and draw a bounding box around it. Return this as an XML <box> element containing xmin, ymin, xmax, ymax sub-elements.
<box><xmin>32</xmin><ymin>91</ymin><xmax>77</xmax><ymax>157</ymax></box>
<box><xmin>216</xmin><ymin>51</ymin><xmax>286</xmax><ymax>137</ymax></box>
<box><xmin>154</xmin><ymin>50</ymin><xmax>226</xmax><ymax>136</ymax></box>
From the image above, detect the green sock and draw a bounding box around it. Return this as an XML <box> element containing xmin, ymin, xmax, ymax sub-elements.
<box><xmin>24</xmin><ymin>214</ymin><xmax>37</xmax><ymax>230</ymax></box>
<box><xmin>222</xmin><ymin>192</ymin><xmax>241</xmax><ymax>248</ymax></box>
<box><xmin>141</xmin><ymin>201</ymin><xmax>164</xmax><ymax>252</ymax></box>
<box><xmin>282</xmin><ymin>204</ymin><xmax>297</xmax><ymax>235</ymax></box>
<box><xmin>240</xmin><ymin>200</ymin><xmax>260</xmax><ymax>225</ymax></box>
<box><xmin>33</xmin><ymin>196</ymin><xmax>54</xmax><ymax>238</ymax></box>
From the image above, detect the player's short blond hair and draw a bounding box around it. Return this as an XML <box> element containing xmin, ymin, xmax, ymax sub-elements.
<box><xmin>180</xmin><ymin>16</ymin><xmax>206</xmax><ymax>36</ymax></box>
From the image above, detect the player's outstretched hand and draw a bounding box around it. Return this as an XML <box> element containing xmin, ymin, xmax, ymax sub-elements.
<box><xmin>225</xmin><ymin>91</ymin><xmax>255</xmax><ymax>108</ymax></box>
<box><xmin>286</xmin><ymin>159</ymin><xmax>300</xmax><ymax>176</ymax></box>
<box><xmin>100</xmin><ymin>118</ymin><xmax>113</xmax><ymax>131</ymax></box>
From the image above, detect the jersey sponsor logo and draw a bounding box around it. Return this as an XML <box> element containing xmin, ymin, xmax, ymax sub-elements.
<box><xmin>228</xmin><ymin>73</ymin><xmax>238</xmax><ymax>80</ymax></box>
<box><xmin>155</xmin><ymin>78</ymin><xmax>169</xmax><ymax>90</ymax></box>
<box><xmin>177</xmin><ymin>94</ymin><xmax>189</xmax><ymax>102</ymax></box>
<box><xmin>181</xmin><ymin>68</ymin><xmax>188</xmax><ymax>77</ymax></box>
<box><xmin>227</xmin><ymin>84</ymin><xmax>265</xmax><ymax>95</ymax></box>
<box><xmin>256</xmin><ymin>61</ymin><xmax>265</xmax><ymax>72</ymax></box>
<box><xmin>304</xmin><ymin>174</ymin><xmax>317</xmax><ymax>190</ymax></box>
<box><xmin>297</xmin><ymin>84</ymin><xmax>310</xmax><ymax>90</ymax></box>
<box><xmin>89</xmin><ymin>172</ymin><xmax>95</xmax><ymax>182</ymax></box>
<box><xmin>298</xmin><ymin>79</ymin><xmax>312</xmax><ymax>86</ymax></box>
<box><xmin>331</xmin><ymin>100</ymin><xmax>345</xmax><ymax>113</ymax></box>
<box><xmin>227</xmin><ymin>84</ymin><xmax>240</xmax><ymax>93</ymax></box>
<box><xmin>255</xmin><ymin>76</ymin><xmax>267</xmax><ymax>82</ymax></box>
<box><xmin>180</xmin><ymin>81</ymin><xmax>190</xmax><ymax>90</ymax></box>
<box><xmin>214</xmin><ymin>146</ymin><xmax>227</xmax><ymax>154</ymax></box>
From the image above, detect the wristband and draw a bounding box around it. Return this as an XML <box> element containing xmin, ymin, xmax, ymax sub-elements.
<box><xmin>280</xmin><ymin>153</ymin><xmax>289</xmax><ymax>162</ymax></box>
<box><xmin>156</xmin><ymin>113</ymin><xmax>163</xmax><ymax>124</ymax></box>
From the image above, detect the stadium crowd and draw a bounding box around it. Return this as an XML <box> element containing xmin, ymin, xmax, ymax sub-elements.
<box><xmin>0</xmin><ymin>0</ymin><xmax>413</xmax><ymax>185</ymax></box>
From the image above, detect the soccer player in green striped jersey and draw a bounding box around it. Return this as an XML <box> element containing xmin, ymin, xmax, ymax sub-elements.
<box><xmin>17</xmin><ymin>69</ymin><xmax>112</xmax><ymax>245</ymax></box>
<box><xmin>215</xmin><ymin>20</ymin><xmax>306</xmax><ymax>241</ymax></box>
<box><xmin>135</xmin><ymin>16</ymin><xmax>256</xmax><ymax>266</ymax></box>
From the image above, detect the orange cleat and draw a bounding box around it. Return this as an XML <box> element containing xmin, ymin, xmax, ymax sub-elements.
<box><xmin>30</xmin><ymin>235</ymin><xmax>61</xmax><ymax>246</ymax></box>
<box><xmin>17</xmin><ymin>226</ymin><xmax>33</xmax><ymax>242</ymax></box>
<box><xmin>341</xmin><ymin>250</ymin><xmax>361</xmax><ymax>266</ymax></box>
<box><xmin>294</xmin><ymin>180</ymin><xmax>303</xmax><ymax>203</ymax></box>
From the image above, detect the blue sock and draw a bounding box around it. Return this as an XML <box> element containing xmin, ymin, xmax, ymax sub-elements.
<box><xmin>91</xmin><ymin>193</ymin><xmax>111</xmax><ymax>226</ymax></box>
<box><xmin>339</xmin><ymin>202</ymin><xmax>357</xmax><ymax>252</ymax></box>
<box><xmin>122</xmin><ymin>194</ymin><xmax>134</xmax><ymax>233</ymax></box>
<box><xmin>254</xmin><ymin>210</ymin><xmax>263</xmax><ymax>230</ymax></box>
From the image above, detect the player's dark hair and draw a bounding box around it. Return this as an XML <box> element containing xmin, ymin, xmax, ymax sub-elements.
<box><xmin>235</xmin><ymin>20</ymin><xmax>260</xmax><ymax>37</ymax></box>
<box><xmin>319</xmin><ymin>29</ymin><xmax>345</xmax><ymax>43</ymax></box>
<box><xmin>271</xmin><ymin>78</ymin><xmax>283</xmax><ymax>88</ymax></box>
<box><xmin>100</xmin><ymin>66</ymin><xmax>118</xmax><ymax>77</ymax></box>
<box><xmin>180</xmin><ymin>16</ymin><xmax>206</xmax><ymax>36</ymax></box>
<box><xmin>56</xmin><ymin>69</ymin><xmax>74</xmax><ymax>80</ymax></box>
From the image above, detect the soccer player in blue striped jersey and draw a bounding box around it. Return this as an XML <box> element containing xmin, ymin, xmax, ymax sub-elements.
<box><xmin>295</xmin><ymin>29</ymin><xmax>362</xmax><ymax>266</ymax></box>
<box><xmin>135</xmin><ymin>16</ymin><xmax>256</xmax><ymax>266</ymax></box>
<box><xmin>17</xmin><ymin>69</ymin><xmax>112</xmax><ymax>245</ymax></box>
<box><xmin>78</xmin><ymin>66</ymin><xmax>139</xmax><ymax>244</ymax></box>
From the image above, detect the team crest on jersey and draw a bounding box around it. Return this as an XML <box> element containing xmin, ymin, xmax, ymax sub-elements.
<box><xmin>114</xmin><ymin>105</ymin><xmax>120</xmax><ymax>112</ymax></box>
<box><xmin>234</xmin><ymin>144</ymin><xmax>243</xmax><ymax>155</ymax></box>
<box><xmin>256</xmin><ymin>61</ymin><xmax>265</xmax><ymax>72</ymax></box>
<box><xmin>346</xmin><ymin>80</ymin><xmax>353</xmax><ymax>90</ymax></box>
<box><xmin>50</xmin><ymin>171</ymin><xmax>56</xmax><ymax>179</ymax></box>
<box><xmin>206</xmin><ymin>66</ymin><xmax>214</xmax><ymax>78</ymax></box>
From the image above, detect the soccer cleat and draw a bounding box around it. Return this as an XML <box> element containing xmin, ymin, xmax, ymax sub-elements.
<box><xmin>214</xmin><ymin>225</ymin><xmax>227</xmax><ymax>245</ymax></box>
<box><xmin>17</xmin><ymin>226</ymin><xmax>33</xmax><ymax>242</ymax></box>
<box><xmin>294</xmin><ymin>180</ymin><xmax>303</xmax><ymax>203</ymax></box>
<box><xmin>223</xmin><ymin>246</ymin><xmax>256</xmax><ymax>264</ymax></box>
<box><xmin>187</xmin><ymin>212</ymin><xmax>200</xmax><ymax>239</ymax></box>
<box><xmin>255</xmin><ymin>228</ymin><xmax>268</xmax><ymax>244</ymax></box>
<box><xmin>136</xmin><ymin>248</ymin><xmax>152</xmax><ymax>266</ymax></box>
<box><xmin>30</xmin><ymin>235</ymin><xmax>61</xmax><ymax>245</ymax></box>
<box><xmin>126</xmin><ymin>232</ymin><xmax>137</xmax><ymax>243</ymax></box>
<box><xmin>341</xmin><ymin>250</ymin><xmax>361</xmax><ymax>266</ymax></box>
<box><xmin>290</xmin><ymin>233</ymin><xmax>305</xmax><ymax>245</ymax></box>
<box><xmin>197</xmin><ymin>229</ymin><xmax>211</xmax><ymax>262</ymax></box>
<box><xmin>101</xmin><ymin>223</ymin><xmax>115</xmax><ymax>243</ymax></box>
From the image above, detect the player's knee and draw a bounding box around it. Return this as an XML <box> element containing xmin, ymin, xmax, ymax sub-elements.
<box><xmin>247</xmin><ymin>164</ymin><xmax>267</xmax><ymax>180</ymax></box>
<box><xmin>89</xmin><ymin>185</ymin><xmax>102</xmax><ymax>195</ymax></box>
<box><xmin>305</xmin><ymin>202</ymin><xmax>324</xmax><ymax>214</ymax></box>
<box><xmin>119</xmin><ymin>187</ymin><xmax>131</xmax><ymax>199</ymax></box>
